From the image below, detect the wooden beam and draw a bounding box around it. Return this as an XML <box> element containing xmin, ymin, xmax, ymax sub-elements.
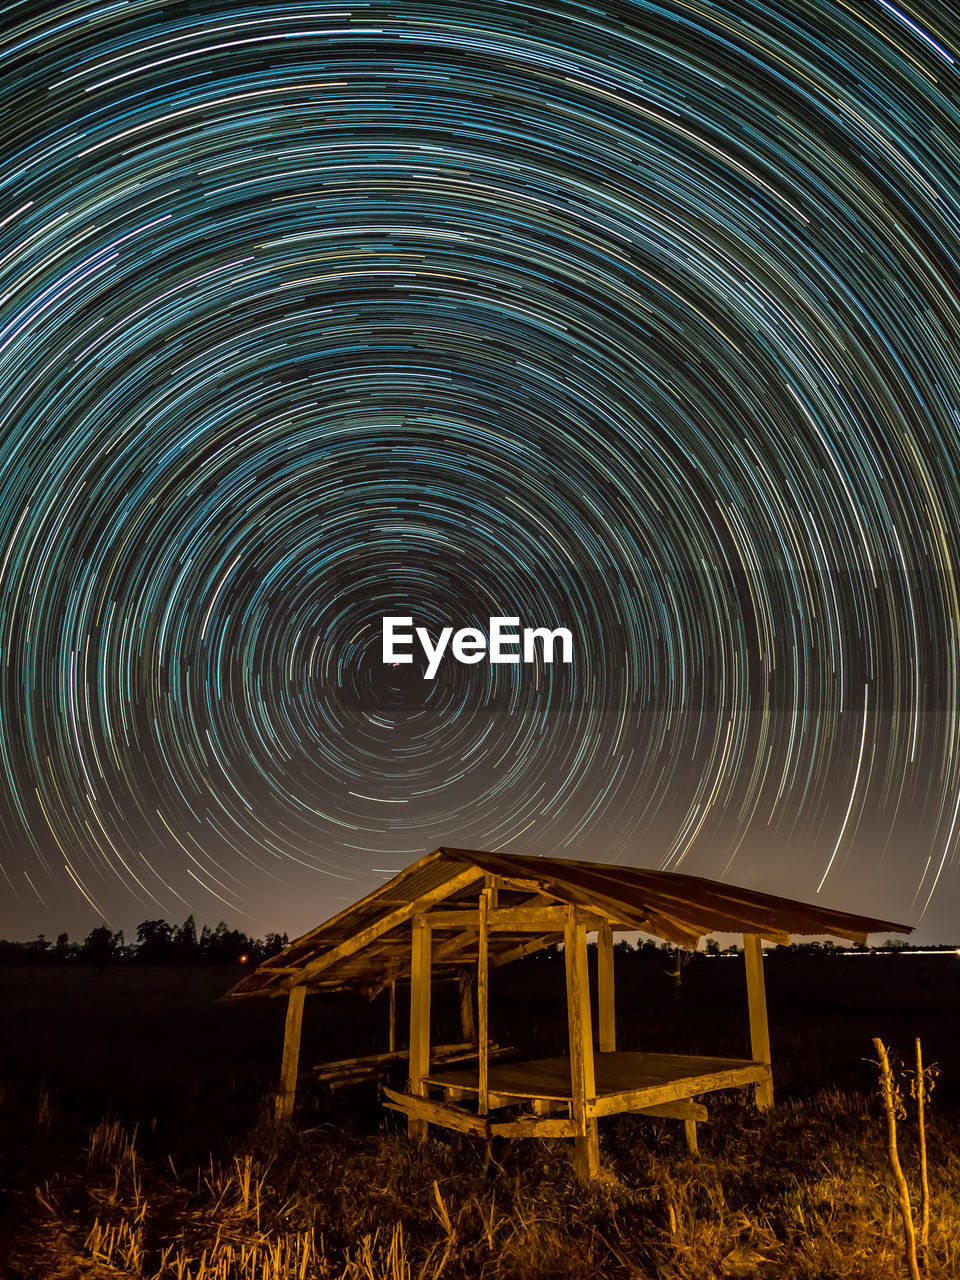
<box><xmin>432</xmin><ymin>928</ymin><xmax>477</xmax><ymax>964</ymax></box>
<box><xmin>408</xmin><ymin>916</ymin><xmax>432</xmax><ymax>1139</ymax></box>
<box><xmin>635</xmin><ymin>1100</ymin><xmax>707</xmax><ymax>1122</ymax></box>
<box><xmin>490</xmin><ymin>1115</ymin><xmax>578</xmax><ymax>1138</ymax></box>
<box><xmin>744</xmin><ymin>933</ymin><xmax>774</xmax><ymax>1109</ymax></box>
<box><xmin>292</xmin><ymin>866</ymin><xmax>483</xmax><ymax>984</ymax></box>
<box><xmin>275</xmin><ymin>985</ymin><xmax>306</xmax><ymax>1122</ymax></box>
<box><xmin>564</xmin><ymin>906</ymin><xmax>599</xmax><ymax>1180</ymax></box>
<box><xmin>383</xmin><ymin>1086</ymin><xmax>489</xmax><ymax>1138</ymax></box>
<box><xmin>313</xmin><ymin>1041</ymin><xmax>478</xmax><ymax>1079</ymax></box>
<box><xmin>458</xmin><ymin>970</ymin><xmax>476</xmax><ymax>1045</ymax></box>
<box><xmin>588</xmin><ymin>1062</ymin><xmax>770</xmax><ymax>1118</ymax></box>
<box><xmin>478</xmin><ymin>888</ymin><xmax>491</xmax><ymax>1115</ymax></box>
<box><xmin>597</xmin><ymin>922</ymin><xmax>616</xmax><ymax>1053</ymax></box>
<box><xmin>429</xmin><ymin>893</ymin><xmax>563</xmax><ymax>959</ymax></box>
<box><xmin>388</xmin><ymin>979</ymin><xmax>396</xmax><ymax>1053</ymax></box>
<box><xmin>444</xmin><ymin>1084</ymin><xmax>473</xmax><ymax>1103</ymax></box>
<box><xmin>491</xmin><ymin>933</ymin><xmax>556</xmax><ymax>967</ymax></box>
<box><xmin>424</xmin><ymin>905</ymin><xmax>609</xmax><ymax>932</ymax></box>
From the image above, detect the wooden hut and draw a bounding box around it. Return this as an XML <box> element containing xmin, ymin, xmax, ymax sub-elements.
<box><xmin>226</xmin><ymin>847</ymin><xmax>910</xmax><ymax>1179</ymax></box>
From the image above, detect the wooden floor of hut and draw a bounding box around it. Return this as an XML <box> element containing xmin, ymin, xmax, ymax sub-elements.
<box><xmin>424</xmin><ymin>1050</ymin><xmax>770</xmax><ymax>1115</ymax></box>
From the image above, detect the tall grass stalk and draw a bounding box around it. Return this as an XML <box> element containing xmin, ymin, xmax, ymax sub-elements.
<box><xmin>874</xmin><ymin>1037</ymin><xmax>921</xmax><ymax>1280</ymax></box>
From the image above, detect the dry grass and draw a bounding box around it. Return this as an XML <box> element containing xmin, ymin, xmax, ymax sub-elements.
<box><xmin>4</xmin><ymin>958</ymin><xmax>960</xmax><ymax>1279</ymax></box>
<box><xmin>8</xmin><ymin>1078</ymin><xmax>958</xmax><ymax>1280</ymax></box>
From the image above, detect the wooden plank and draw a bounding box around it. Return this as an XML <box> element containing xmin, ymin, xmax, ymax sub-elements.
<box><xmin>425</xmin><ymin>905</ymin><xmax>608</xmax><ymax>932</ymax></box>
<box><xmin>564</xmin><ymin>906</ymin><xmax>599</xmax><ymax>1179</ymax></box>
<box><xmin>444</xmin><ymin>1085</ymin><xmax>473</xmax><ymax>1103</ymax></box>
<box><xmin>425</xmin><ymin>1051</ymin><xmax>761</xmax><ymax>1100</ymax></box>
<box><xmin>597</xmin><ymin>922</ymin><xmax>616</xmax><ymax>1053</ymax></box>
<box><xmin>432</xmin><ymin>895</ymin><xmax>554</xmax><ymax>965</ymax></box>
<box><xmin>432</xmin><ymin>928</ymin><xmax>477</xmax><ymax>964</ymax></box>
<box><xmin>588</xmin><ymin>1063</ymin><xmax>771</xmax><ymax>1117</ymax></box>
<box><xmin>744</xmin><ymin>933</ymin><xmax>774</xmax><ymax>1110</ymax></box>
<box><xmin>408</xmin><ymin>916</ymin><xmax>431</xmax><ymax>1138</ymax></box>
<box><xmin>635</xmin><ymin>1100</ymin><xmax>707</xmax><ymax>1122</ymax></box>
<box><xmin>382</xmin><ymin>1086</ymin><xmax>489</xmax><ymax>1138</ymax></box>
<box><xmin>478</xmin><ymin>888</ymin><xmax>490</xmax><ymax>1115</ymax></box>
<box><xmin>388</xmin><ymin>979</ymin><xmax>396</xmax><ymax>1053</ymax></box>
<box><xmin>315</xmin><ymin>1049</ymin><xmax>405</xmax><ymax>1077</ymax></box>
<box><xmin>312</xmin><ymin>1041</ymin><xmax>475</xmax><ymax>1079</ymax></box>
<box><xmin>293</xmin><ymin>865</ymin><xmax>483</xmax><ymax>984</ymax></box>
<box><xmin>275</xmin><ymin>986</ymin><xmax>306</xmax><ymax>1122</ymax></box>
<box><xmin>458</xmin><ymin>970</ymin><xmax>476</xmax><ymax>1044</ymax></box>
<box><xmin>491</xmin><ymin>1115</ymin><xmax>578</xmax><ymax>1138</ymax></box>
<box><xmin>490</xmin><ymin>934</ymin><xmax>555</xmax><ymax>967</ymax></box>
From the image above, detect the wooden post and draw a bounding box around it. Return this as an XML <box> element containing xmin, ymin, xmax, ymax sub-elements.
<box><xmin>276</xmin><ymin>985</ymin><xmax>306</xmax><ymax>1122</ymax></box>
<box><xmin>458</xmin><ymin>970</ymin><xmax>476</xmax><ymax>1045</ymax></box>
<box><xmin>388</xmin><ymin>979</ymin><xmax>396</xmax><ymax>1053</ymax></box>
<box><xmin>744</xmin><ymin>934</ymin><xmax>773</xmax><ymax>1110</ymax></box>
<box><xmin>684</xmin><ymin>1118</ymin><xmax>699</xmax><ymax>1155</ymax></box>
<box><xmin>564</xmin><ymin>907</ymin><xmax>599</xmax><ymax>1179</ymax></box>
<box><xmin>408</xmin><ymin>915</ymin><xmax>432</xmax><ymax>1139</ymax></box>
<box><xmin>597</xmin><ymin>922</ymin><xmax>616</xmax><ymax>1053</ymax></box>
<box><xmin>478</xmin><ymin>888</ymin><xmax>491</xmax><ymax>1115</ymax></box>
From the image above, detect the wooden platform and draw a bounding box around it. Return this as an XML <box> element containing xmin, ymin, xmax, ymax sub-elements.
<box><xmin>424</xmin><ymin>1050</ymin><xmax>770</xmax><ymax>1119</ymax></box>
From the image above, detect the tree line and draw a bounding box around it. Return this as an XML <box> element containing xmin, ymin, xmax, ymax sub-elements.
<box><xmin>0</xmin><ymin>924</ymin><xmax>947</xmax><ymax>969</ymax></box>
<box><xmin>0</xmin><ymin>915</ymin><xmax>289</xmax><ymax>966</ymax></box>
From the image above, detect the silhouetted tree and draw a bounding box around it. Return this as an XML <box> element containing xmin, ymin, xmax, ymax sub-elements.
<box><xmin>173</xmin><ymin>915</ymin><xmax>199</xmax><ymax>962</ymax></box>
<box><xmin>80</xmin><ymin>924</ymin><xmax>119</xmax><ymax>967</ymax></box>
<box><xmin>203</xmin><ymin>921</ymin><xmax>250</xmax><ymax>964</ymax></box>
<box><xmin>26</xmin><ymin>934</ymin><xmax>53</xmax><ymax>963</ymax></box>
<box><xmin>135</xmin><ymin>918</ymin><xmax>174</xmax><ymax>963</ymax></box>
<box><xmin>0</xmin><ymin>917</ymin><xmax>289</xmax><ymax>964</ymax></box>
<box><xmin>259</xmin><ymin>931</ymin><xmax>288</xmax><ymax>959</ymax></box>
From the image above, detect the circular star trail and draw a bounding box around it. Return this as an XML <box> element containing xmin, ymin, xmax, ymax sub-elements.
<box><xmin>1</xmin><ymin>0</ymin><xmax>960</xmax><ymax>936</ymax></box>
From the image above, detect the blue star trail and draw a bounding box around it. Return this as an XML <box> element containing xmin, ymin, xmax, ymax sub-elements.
<box><xmin>1</xmin><ymin>0</ymin><xmax>959</xmax><ymax>939</ymax></box>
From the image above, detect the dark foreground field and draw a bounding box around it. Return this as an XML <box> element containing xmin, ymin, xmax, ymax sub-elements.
<box><xmin>2</xmin><ymin>948</ymin><xmax>960</xmax><ymax>1278</ymax></box>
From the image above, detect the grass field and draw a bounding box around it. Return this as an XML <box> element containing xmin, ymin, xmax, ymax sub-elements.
<box><xmin>2</xmin><ymin>948</ymin><xmax>960</xmax><ymax>1278</ymax></box>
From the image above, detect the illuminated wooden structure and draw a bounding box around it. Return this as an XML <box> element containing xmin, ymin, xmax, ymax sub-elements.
<box><xmin>227</xmin><ymin>848</ymin><xmax>909</xmax><ymax>1179</ymax></box>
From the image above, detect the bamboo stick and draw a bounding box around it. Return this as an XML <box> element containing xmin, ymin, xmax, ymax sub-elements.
<box><xmin>874</xmin><ymin>1037</ymin><xmax>920</xmax><ymax>1280</ymax></box>
<box><xmin>915</xmin><ymin>1037</ymin><xmax>929</xmax><ymax>1272</ymax></box>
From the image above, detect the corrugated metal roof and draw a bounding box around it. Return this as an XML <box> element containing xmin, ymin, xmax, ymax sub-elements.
<box><xmin>225</xmin><ymin>847</ymin><xmax>911</xmax><ymax>999</ymax></box>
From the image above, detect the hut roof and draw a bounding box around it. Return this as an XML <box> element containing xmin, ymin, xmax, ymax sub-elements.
<box><xmin>226</xmin><ymin>848</ymin><xmax>911</xmax><ymax>1000</ymax></box>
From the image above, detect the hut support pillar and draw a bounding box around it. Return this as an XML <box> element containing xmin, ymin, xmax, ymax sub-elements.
<box><xmin>276</xmin><ymin>985</ymin><xmax>306</xmax><ymax>1122</ymax></box>
<box><xmin>388</xmin><ymin>979</ymin><xmax>396</xmax><ymax>1053</ymax></box>
<box><xmin>597</xmin><ymin>922</ymin><xmax>616</xmax><ymax>1053</ymax></box>
<box><xmin>408</xmin><ymin>916</ymin><xmax>432</xmax><ymax>1139</ymax></box>
<box><xmin>744</xmin><ymin>933</ymin><xmax>774</xmax><ymax>1110</ymax></box>
<box><xmin>684</xmin><ymin>1118</ymin><xmax>699</xmax><ymax>1154</ymax></box>
<box><xmin>458</xmin><ymin>971</ymin><xmax>476</xmax><ymax>1045</ymax></box>
<box><xmin>565</xmin><ymin>908</ymin><xmax>599</xmax><ymax>1180</ymax></box>
<box><xmin>478</xmin><ymin>888</ymin><xmax>491</xmax><ymax>1114</ymax></box>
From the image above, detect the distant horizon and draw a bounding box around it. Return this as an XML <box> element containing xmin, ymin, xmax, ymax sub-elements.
<box><xmin>5</xmin><ymin>917</ymin><xmax>955</xmax><ymax>951</ymax></box>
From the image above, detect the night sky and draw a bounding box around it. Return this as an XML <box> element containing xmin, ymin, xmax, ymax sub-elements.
<box><xmin>2</xmin><ymin>0</ymin><xmax>960</xmax><ymax>945</ymax></box>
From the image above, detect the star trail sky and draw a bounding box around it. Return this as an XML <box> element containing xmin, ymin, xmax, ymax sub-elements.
<box><xmin>1</xmin><ymin>0</ymin><xmax>960</xmax><ymax>942</ymax></box>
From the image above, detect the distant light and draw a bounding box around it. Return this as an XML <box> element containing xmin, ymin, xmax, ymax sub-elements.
<box><xmin>239</xmin><ymin>953</ymin><xmax>249</xmax><ymax>963</ymax></box>
<box><xmin>838</xmin><ymin>949</ymin><xmax>960</xmax><ymax>957</ymax></box>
